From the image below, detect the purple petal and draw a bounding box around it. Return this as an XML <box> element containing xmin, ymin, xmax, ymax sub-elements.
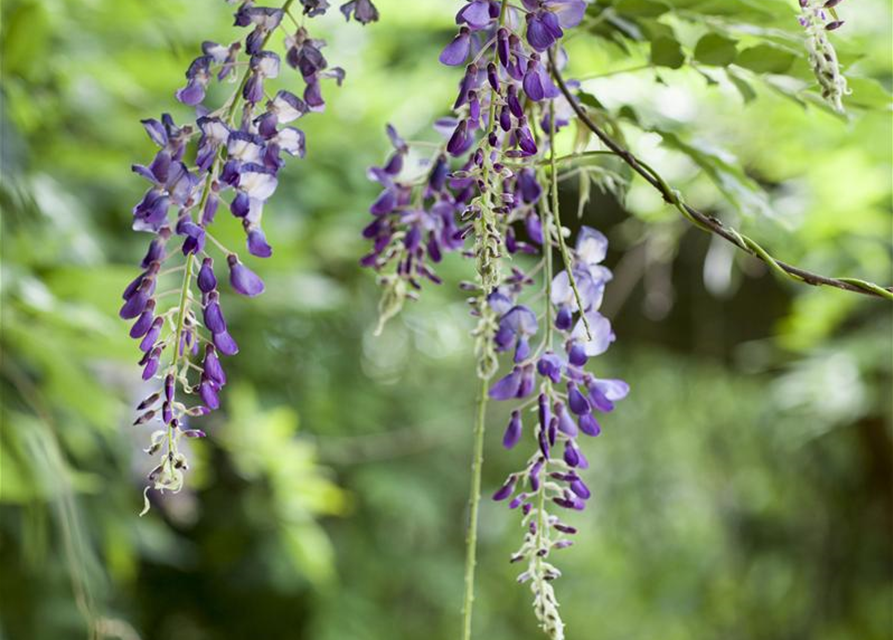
<box><xmin>489</xmin><ymin>368</ymin><xmax>522</xmax><ymax>400</ymax></box>
<box><xmin>439</xmin><ymin>30</ymin><xmax>471</xmax><ymax>66</ymax></box>
<box><xmin>139</xmin><ymin>318</ymin><xmax>163</xmax><ymax>352</ymax></box>
<box><xmin>176</xmin><ymin>79</ymin><xmax>206</xmax><ymax>106</ymax></box>
<box><xmin>227</xmin><ymin>255</ymin><xmax>265</xmax><ymax>297</ymax></box>
<box><xmin>570</xmin><ymin>479</ymin><xmax>591</xmax><ymax>500</ymax></box>
<box><xmin>537</xmin><ymin>351</ymin><xmax>563</xmax><ymax>384</ymax></box>
<box><xmin>523</xmin><ymin>66</ymin><xmax>546</xmax><ymax>101</ymax></box>
<box><xmin>457</xmin><ymin>1</ymin><xmax>492</xmax><ymax>29</ymax></box>
<box><xmin>526</xmin><ymin>15</ymin><xmax>556</xmax><ymax>52</ymax></box>
<box><xmin>548</xmin><ymin>0</ymin><xmax>586</xmax><ymax>28</ymax></box>
<box><xmin>213</xmin><ymin>330</ymin><xmax>240</xmax><ymax>356</ymax></box>
<box><xmin>563</xmin><ymin>441</ymin><xmax>580</xmax><ymax>467</ymax></box>
<box><xmin>246</xmin><ymin>225</ymin><xmax>273</xmax><ymax>258</ymax></box>
<box><xmin>198</xmin><ymin>257</ymin><xmax>218</xmax><ymax>293</ymax></box>
<box><xmin>203</xmin><ymin>345</ymin><xmax>227</xmax><ymax>386</ymax></box>
<box><xmin>119</xmin><ymin>287</ymin><xmax>149</xmax><ymax>319</ymax></box>
<box><xmin>141</xmin><ymin>118</ymin><xmax>168</xmax><ymax>147</ymax></box>
<box><xmin>129</xmin><ymin>305</ymin><xmax>156</xmax><ymax>339</ymax></box>
<box><xmin>591</xmin><ymin>377</ymin><xmax>629</xmax><ymax>402</ymax></box>
<box><xmin>556</xmin><ymin>403</ymin><xmax>578</xmax><ymax>436</ymax></box>
<box><xmin>203</xmin><ymin>296</ymin><xmax>227</xmax><ymax>334</ymax></box>
<box><xmin>503</xmin><ymin>410</ymin><xmax>523</xmax><ymax>449</ymax></box>
<box><xmin>576</xmin><ymin>226</ymin><xmax>608</xmax><ymax>265</ymax></box>
<box><xmin>579</xmin><ymin>413</ymin><xmax>601</xmax><ymax>437</ymax></box>
<box><xmin>493</xmin><ymin>476</ymin><xmax>517</xmax><ymax>501</ymax></box>
<box><xmin>572</xmin><ymin>311</ymin><xmax>615</xmax><ymax>356</ymax></box>
<box><xmin>199</xmin><ymin>379</ymin><xmax>221</xmax><ymax>410</ymax></box>
<box><xmin>567</xmin><ymin>382</ymin><xmax>591</xmax><ymax>415</ymax></box>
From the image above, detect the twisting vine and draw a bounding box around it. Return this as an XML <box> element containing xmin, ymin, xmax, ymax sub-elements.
<box><xmin>121</xmin><ymin>0</ymin><xmax>378</xmax><ymax>513</ymax></box>
<box><xmin>548</xmin><ymin>51</ymin><xmax>893</xmax><ymax>302</ymax></box>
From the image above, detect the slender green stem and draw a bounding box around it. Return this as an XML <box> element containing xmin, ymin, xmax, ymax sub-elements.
<box><xmin>533</xmin><ymin>454</ymin><xmax>548</xmax><ymax>617</ymax></box>
<box><xmin>505</xmin><ymin>150</ymin><xmax>618</xmax><ymax>170</ymax></box>
<box><xmin>552</xmin><ymin>150</ymin><xmax>617</xmax><ymax>165</ymax></box>
<box><xmin>461</xmin><ymin>375</ymin><xmax>491</xmax><ymax>640</ymax></box>
<box><xmin>548</xmin><ymin>98</ymin><xmax>592</xmax><ymax>340</ymax></box>
<box><xmin>575</xmin><ymin>63</ymin><xmax>653</xmax><ymax>82</ymax></box>
<box><xmin>171</xmin><ymin>254</ymin><xmax>195</xmax><ymax>367</ymax></box>
<box><xmin>540</xmin><ymin>197</ymin><xmax>554</xmax><ymax>350</ymax></box>
<box><xmin>166</xmin><ymin>252</ymin><xmax>195</xmax><ymax>451</ymax></box>
<box><xmin>461</xmin><ymin>4</ymin><xmax>509</xmax><ymax>638</ymax></box>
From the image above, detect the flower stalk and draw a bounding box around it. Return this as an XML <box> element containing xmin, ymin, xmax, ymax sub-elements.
<box><xmin>124</xmin><ymin>0</ymin><xmax>379</xmax><ymax>511</ymax></box>
<box><xmin>360</xmin><ymin>2</ymin><xmax>626</xmax><ymax>638</ymax></box>
<box><xmin>461</xmin><ymin>374</ymin><xmax>491</xmax><ymax>640</ymax></box>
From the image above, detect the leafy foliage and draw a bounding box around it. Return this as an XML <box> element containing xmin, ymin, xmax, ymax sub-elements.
<box><xmin>0</xmin><ymin>0</ymin><xmax>890</xmax><ymax>639</ymax></box>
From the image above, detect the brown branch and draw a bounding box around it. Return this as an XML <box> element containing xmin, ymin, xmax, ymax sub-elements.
<box><xmin>548</xmin><ymin>50</ymin><xmax>893</xmax><ymax>301</ymax></box>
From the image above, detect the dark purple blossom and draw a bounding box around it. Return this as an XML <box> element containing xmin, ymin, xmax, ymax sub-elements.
<box><xmin>227</xmin><ymin>254</ymin><xmax>265</xmax><ymax>296</ymax></box>
<box><xmin>440</xmin><ymin>27</ymin><xmax>472</xmax><ymax>66</ymax></box>
<box><xmin>358</xmin><ymin>5</ymin><xmax>623</xmax><ymax>632</ymax></box>
<box><xmin>124</xmin><ymin>0</ymin><xmax>376</xmax><ymax>507</ymax></box>
<box><xmin>340</xmin><ymin>0</ymin><xmax>379</xmax><ymax>24</ymax></box>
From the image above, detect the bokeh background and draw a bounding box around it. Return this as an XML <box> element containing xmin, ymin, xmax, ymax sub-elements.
<box><xmin>1</xmin><ymin>1</ymin><xmax>891</xmax><ymax>639</ymax></box>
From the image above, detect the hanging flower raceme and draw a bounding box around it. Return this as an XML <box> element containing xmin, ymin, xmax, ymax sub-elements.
<box><xmin>490</xmin><ymin>228</ymin><xmax>628</xmax><ymax>640</ymax></box>
<box><xmin>123</xmin><ymin>0</ymin><xmax>376</xmax><ymax>513</ymax></box>
<box><xmin>798</xmin><ymin>0</ymin><xmax>849</xmax><ymax>112</ymax></box>
<box><xmin>359</xmin><ymin>2</ymin><xmax>629</xmax><ymax>639</ymax></box>
<box><xmin>361</xmin><ymin>0</ymin><xmax>584</xmax><ymax>354</ymax></box>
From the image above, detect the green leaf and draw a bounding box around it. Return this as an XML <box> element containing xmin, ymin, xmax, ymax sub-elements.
<box><xmin>615</xmin><ymin>0</ymin><xmax>671</xmax><ymax>17</ymax></box>
<box><xmin>693</xmin><ymin>33</ymin><xmax>738</xmax><ymax>66</ymax></box>
<box><xmin>618</xmin><ymin>105</ymin><xmax>641</xmax><ymax>124</ymax></box>
<box><xmin>735</xmin><ymin>44</ymin><xmax>796</xmax><ymax>74</ymax></box>
<box><xmin>726</xmin><ymin>69</ymin><xmax>757</xmax><ymax>103</ymax></box>
<box><xmin>656</xmin><ymin>130</ymin><xmax>771</xmax><ymax>218</ymax></box>
<box><xmin>663</xmin><ymin>0</ymin><xmax>779</xmax><ymax>21</ymax></box>
<box><xmin>844</xmin><ymin>77</ymin><xmax>893</xmax><ymax>110</ymax></box>
<box><xmin>578</xmin><ymin>90</ymin><xmax>606</xmax><ymax>110</ymax></box>
<box><xmin>651</xmin><ymin>36</ymin><xmax>686</xmax><ymax>69</ymax></box>
<box><xmin>762</xmin><ymin>75</ymin><xmax>809</xmax><ymax>109</ymax></box>
<box><xmin>605</xmin><ymin>13</ymin><xmax>646</xmax><ymax>41</ymax></box>
<box><xmin>1</xmin><ymin>2</ymin><xmax>51</xmax><ymax>79</ymax></box>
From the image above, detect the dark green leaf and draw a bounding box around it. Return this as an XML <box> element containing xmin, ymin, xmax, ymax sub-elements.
<box><xmin>605</xmin><ymin>13</ymin><xmax>646</xmax><ymax>41</ymax></box>
<box><xmin>736</xmin><ymin>44</ymin><xmax>796</xmax><ymax>74</ymax></box>
<box><xmin>578</xmin><ymin>90</ymin><xmax>606</xmax><ymax>110</ymax></box>
<box><xmin>726</xmin><ymin>69</ymin><xmax>757</xmax><ymax>103</ymax></box>
<box><xmin>651</xmin><ymin>36</ymin><xmax>685</xmax><ymax>69</ymax></box>
<box><xmin>693</xmin><ymin>33</ymin><xmax>738</xmax><ymax>66</ymax></box>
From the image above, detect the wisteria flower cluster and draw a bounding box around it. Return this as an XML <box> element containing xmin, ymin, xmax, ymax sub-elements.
<box><xmin>122</xmin><ymin>0</ymin><xmax>377</xmax><ymax>513</ymax></box>
<box><xmin>489</xmin><ymin>229</ymin><xmax>628</xmax><ymax>640</ymax></box>
<box><xmin>360</xmin><ymin>1</ymin><xmax>627</xmax><ymax>638</ymax></box>
<box><xmin>798</xmin><ymin>0</ymin><xmax>850</xmax><ymax>112</ymax></box>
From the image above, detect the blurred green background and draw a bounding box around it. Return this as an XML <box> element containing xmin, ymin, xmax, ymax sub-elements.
<box><xmin>1</xmin><ymin>1</ymin><xmax>891</xmax><ymax>639</ymax></box>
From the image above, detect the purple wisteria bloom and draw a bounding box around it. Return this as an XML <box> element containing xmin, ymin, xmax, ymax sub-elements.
<box><xmin>361</xmin><ymin>0</ymin><xmax>595</xmax><ymax>323</ymax></box>
<box><xmin>340</xmin><ymin>0</ymin><xmax>379</xmax><ymax>24</ymax></box>
<box><xmin>124</xmin><ymin>0</ymin><xmax>376</xmax><ymax>509</ymax></box>
<box><xmin>358</xmin><ymin>3</ymin><xmax>621</xmax><ymax>635</ymax></box>
<box><xmin>490</xmin><ymin>225</ymin><xmax>627</xmax><ymax>530</ymax></box>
